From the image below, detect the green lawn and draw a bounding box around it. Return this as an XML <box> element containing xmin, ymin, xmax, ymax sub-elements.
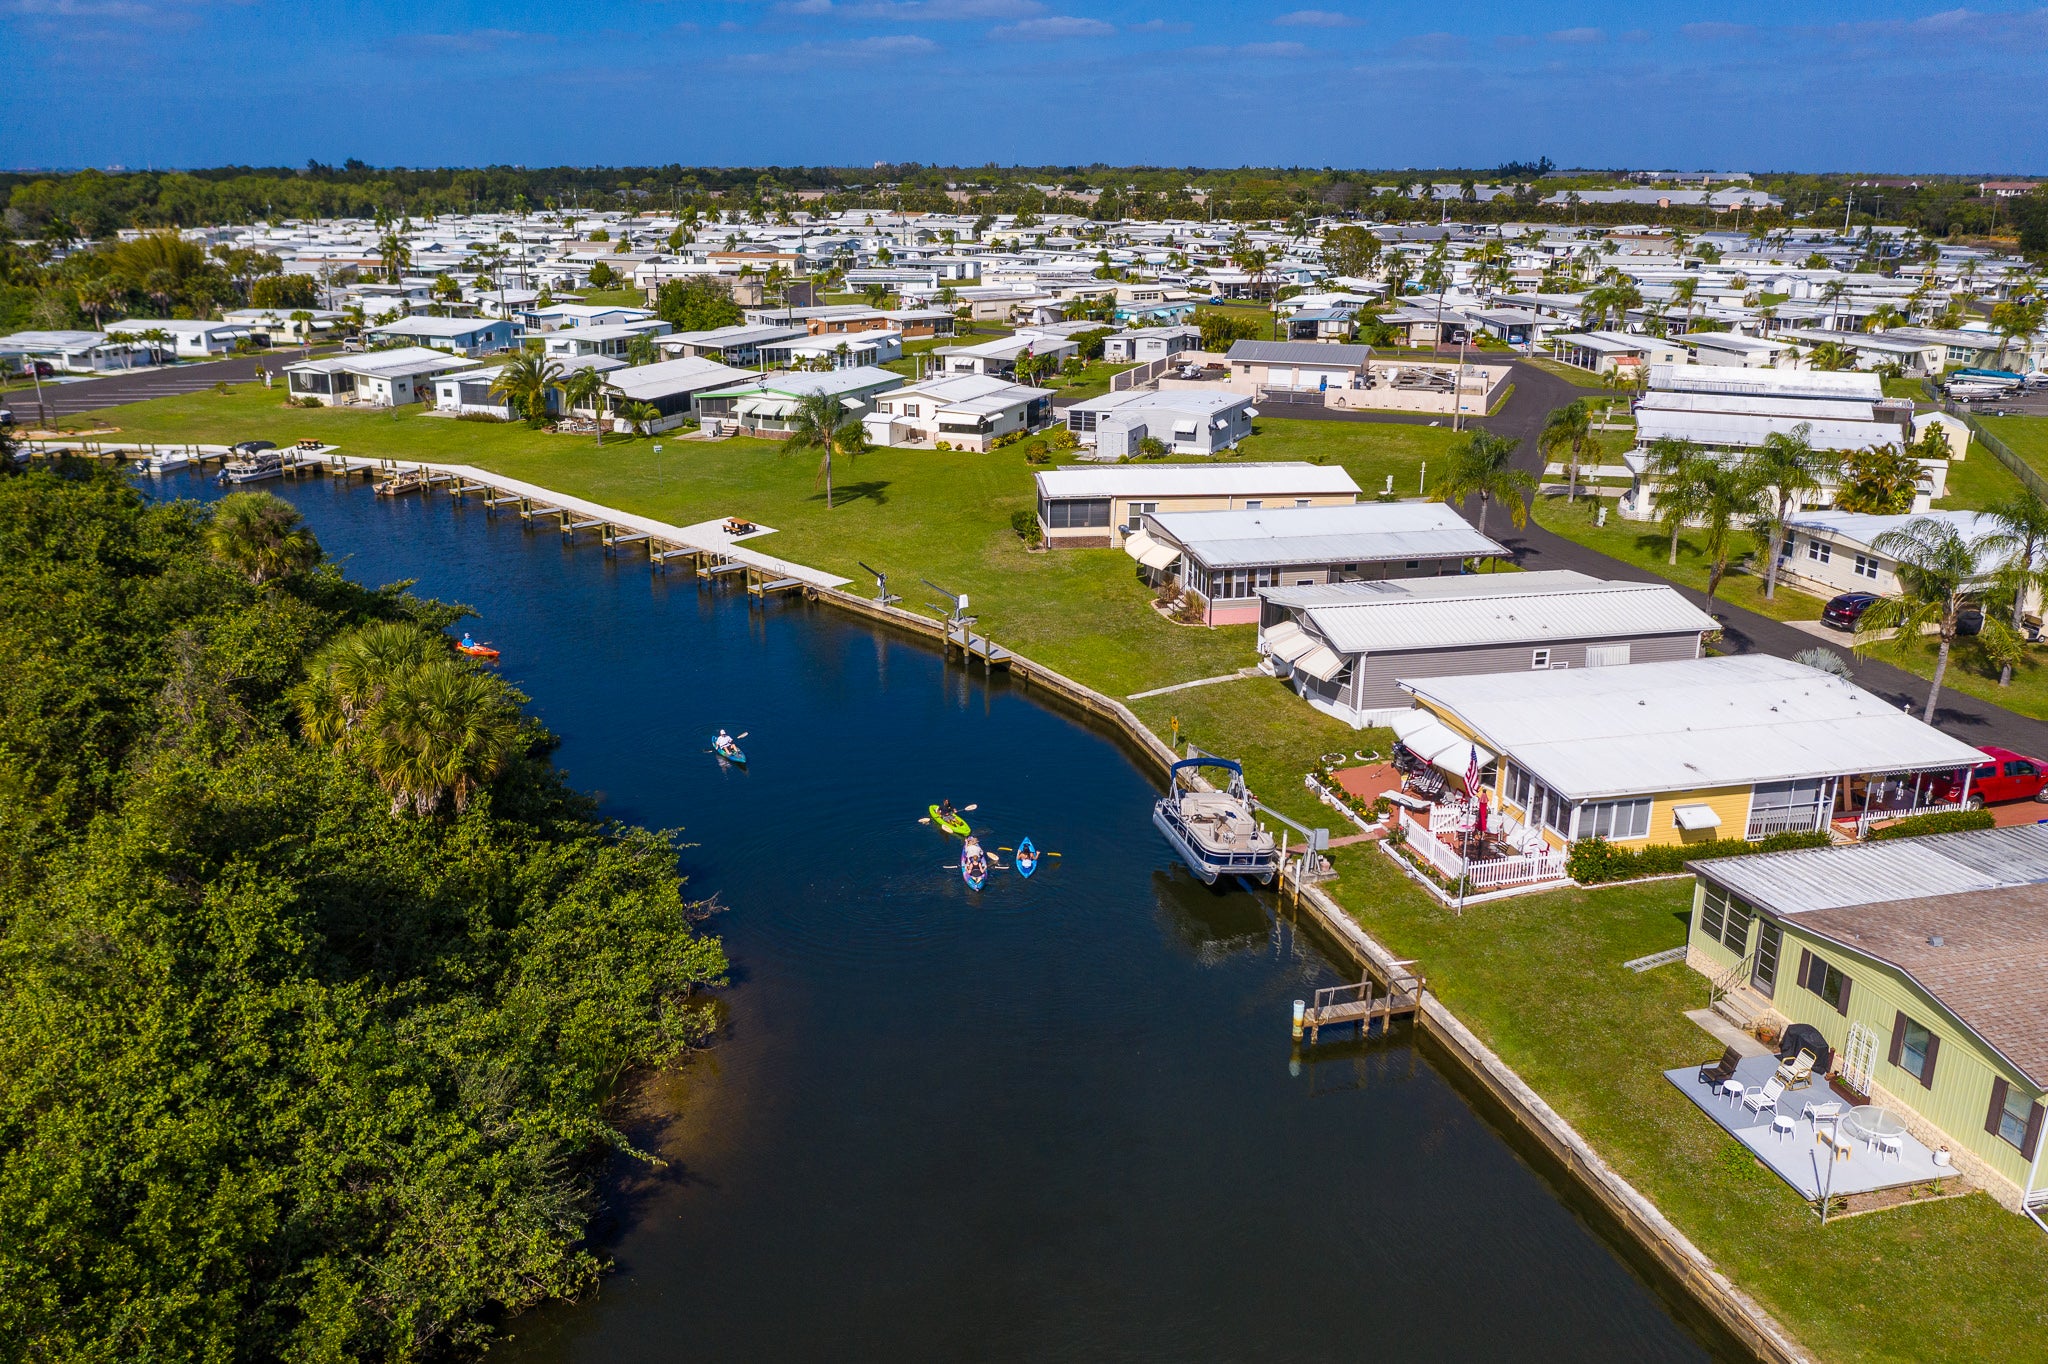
<box><xmin>1524</xmin><ymin>357</ymin><xmax>1613</xmax><ymax>389</ymax></box>
<box><xmin>1935</xmin><ymin>444</ymin><xmax>2030</xmax><ymax>510</ymax></box>
<box><xmin>1882</xmin><ymin>377</ymin><xmax>1932</xmax><ymax>402</ymax></box>
<box><xmin>1530</xmin><ymin>494</ymin><xmax>1831</xmax><ymax>625</ymax></box>
<box><xmin>1234</xmin><ymin>418</ymin><xmax>1466</xmax><ymax>501</ymax></box>
<box><xmin>571</xmin><ymin>287</ymin><xmax>649</xmax><ymax>308</ymax></box>
<box><xmin>1327</xmin><ymin>862</ymin><xmax>2048</xmax><ymax>1364</ymax></box>
<box><xmin>1979</xmin><ymin>416</ymin><xmax>2048</xmax><ymax>480</ymax></box>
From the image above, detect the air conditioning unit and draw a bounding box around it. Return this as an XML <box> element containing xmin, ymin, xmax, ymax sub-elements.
<box><xmin>1549</xmin><ymin>660</ymin><xmax>1571</xmax><ymax>669</ymax></box>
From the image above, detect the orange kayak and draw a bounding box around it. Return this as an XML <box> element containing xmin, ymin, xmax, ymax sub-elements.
<box><xmin>456</xmin><ymin>641</ymin><xmax>500</xmax><ymax>661</ymax></box>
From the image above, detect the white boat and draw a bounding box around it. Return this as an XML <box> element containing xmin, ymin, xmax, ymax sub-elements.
<box><xmin>1152</xmin><ymin>756</ymin><xmax>1279</xmax><ymax>886</ymax></box>
<box><xmin>218</xmin><ymin>450</ymin><xmax>284</xmax><ymax>484</ymax></box>
<box><xmin>144</xmin><ymin>450</ymin><xmax>194</xmax><ymax>473</ymax></box>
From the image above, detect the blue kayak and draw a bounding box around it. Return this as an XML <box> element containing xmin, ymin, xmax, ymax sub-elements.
<box><xmin>962</xmin><ymin>841</ymin><xmax>989</xmax><ymax>892</ymax></box>
<box><xmin>1015</xmin><ymin>837</ymin><xmax>1039</xmax><ymax>878</ymax></box>
<box><xmin>713</xmin><ymin>736</ymin><xmax>746</xmax><ymax>766</ymax></box>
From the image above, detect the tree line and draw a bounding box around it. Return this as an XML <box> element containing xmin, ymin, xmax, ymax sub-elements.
<box><xmin>0</xmin><ymin>464</ymin><xmax>727</xmax><ymax>1360</ymax></box>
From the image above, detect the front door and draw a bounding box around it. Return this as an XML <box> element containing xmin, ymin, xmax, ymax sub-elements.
<box><xmin>1752</xmin><ymin>920</ymin><xmax>1782</xmax><ymax>998</ymax></box>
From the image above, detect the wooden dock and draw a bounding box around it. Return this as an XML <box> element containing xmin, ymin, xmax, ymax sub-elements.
<box><xmin>1293</xmin><ymin>962</ymin><xmax>1427</xmax><ymax>1044</ymax></box>
<box><xmin>943</xmin><ymin>619</ymin><xmax>1013</xmax><ymax>669</ymax></box>
<box><xmin>748</xmin><ymin>573</ymin><xmax>805</xmax><ymax>599</ymax></box>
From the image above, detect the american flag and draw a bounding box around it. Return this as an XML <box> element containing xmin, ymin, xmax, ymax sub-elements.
<box><xmin>1465</xmin><ymin>745</ymin><xmax>1481</xmax><ymax>801</ymax></box>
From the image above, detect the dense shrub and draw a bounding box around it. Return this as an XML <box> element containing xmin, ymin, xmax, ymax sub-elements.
<box><xmin>0</xmin><ymin>468</ymin><xmax>726</xmax><ymax>1360</ymax></box>
<box><xmin>1869</xmin><ymin>808</ymin><xmax>1998</xmax><ymax>840</ymax></box>
<box><xmin>1567</xmin><ymin>830</ymin><xmax>1833</xmax><ymax>884</ymax></box>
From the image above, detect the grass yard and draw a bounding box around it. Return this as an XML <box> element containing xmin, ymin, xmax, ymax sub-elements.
<box><xmin>1327</xmin><ymin>863</ymin><xmax>2048</xmax><ymax>1364</ymax></box>
<box><xmin>571</xmin><ymin>287</ymin><xmax>649</xmax><ymax>308</ymax></box>
<box><xmin>1935</xmin><ymin>442</ymin><xmax>2030</xmax><ymax>510</ymax></box>
<box><xmin>1530</xmin><ymin>493</ymin><xmax>1831</xmax><ymax>625</ymax></box>
<box><xmin>1979</xmin><ymin>416</ymin><xmax>2048</xmax><ymax>480</ymax></box>
<box><xmin>1524</xmin><ymin>357</ymin><xmax>1613</xmax><ymax>389</ymax></box>
<box><xmin>1234</xmin><ymin>417</ymin><xmax>1466</xmax><ymax>500</ymax></box>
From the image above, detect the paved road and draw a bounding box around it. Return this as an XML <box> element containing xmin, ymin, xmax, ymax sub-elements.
<box><xmin>8</xmin><ymin>353</ymin><xmax>299</xmax><ymax>420</ymax></box>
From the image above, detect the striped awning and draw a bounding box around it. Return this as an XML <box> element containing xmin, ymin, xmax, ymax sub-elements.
<box><xmin>1295</xmin><ymin>645</ymin><xmax>1346</xmax><ymax>682</ymax></box>
<box><xmin>1392</xmin><ymin>709</ymin><xmax>1495</xmax><ymax>771</ymax></box>
<box><xmin>1262</xmin><ymin>621</ymin><xmax>1316</xmax><ymax>663</ymax></box>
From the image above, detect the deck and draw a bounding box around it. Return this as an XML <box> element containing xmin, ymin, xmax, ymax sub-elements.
<box><xmin>1665</xmin><ymin>1054</ymin><xmax>1951</xmax><ymax>1201</ymax></box>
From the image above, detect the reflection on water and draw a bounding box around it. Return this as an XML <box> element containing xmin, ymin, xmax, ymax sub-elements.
<box><xmin>147</xmin><ymin>469</ymin><xmax>1717</xmax><ymax>1364</ymax></box>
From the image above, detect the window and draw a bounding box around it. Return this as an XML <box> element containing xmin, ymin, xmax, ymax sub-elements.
<box><xmin>1799</xmin><ymin>951</ymin><xmax>1852</xmax><ymax>1014</ymax></box>
<box><xmin>1579</xmin><ymin>798</ymin><xmax>1652</xmax><ymax>841</ymax></box>
<box><xmin>1530</xmin><ymin>648</ymin><xmax>1551</xmax><ymax>670</ymax></box>
<box><xmin>1698</xmin><ymin>885</ymin><xmax>1753</xmax><ymax>952</ymax></box>
<box><xmin>1807</xmin><ymin>539</ymin><xmax>1832</xmax><ymax>564</ymax></box>
<box><xmin>1295</xmin><ymin>498</ymin><xmax>1311</xmax><ymax>508</ymax></box>
<box><xmin>1244</xmin><ymin>500</ymin><xmax>1262</xmax><ymax>510</ymax></box>
<box><xmin>1504</xmin><ymin>763</ymin><xmax>1569</xmax><ymax>834</ymax></box>
<box><xmin>1990</xmin><ymin>1080</ymin><xmax>2041</xmax><ymax>1155</ymax></box>
<box><xmin>2007</xmin><ymin>759</ymin><xmax>2040</xmax><ymax>778</ymax></box>
<box><xmin>1853</xmin><ymin>553</ymin><xmax>1880</xmax><ymax>580</ymax></box>
<box><xmin>1888</xmin><ymin>1013</ymin><xmax>1939</xmax><ymax>1088</ymax></box>
<box><xmin>1046</xmin><ymin>498</ymin><xmax>1111</xmax><ymax>529</ymax></box>
<box><xmin>1584</xmin><ymin>644</ymin><xmax>1632</xmax><ymax>668</ymax></box>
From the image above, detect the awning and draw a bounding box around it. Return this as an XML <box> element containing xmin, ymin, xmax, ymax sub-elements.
<box><xmin>1123</xmin><ymin>528</ymin><xmax>1161</xmax><ymax>562</ymax></box>
<box><xmin>1261</xmin><ymin>621</ymin><xmax>1315</xmax><ymax>662</ymax></box>
<box><xmin>1391</xmin><ymin>710</ymin><xmax>1494</xmax><ymax>771</ymax></box>
<box><xmin>1139</xmin><ymin>543</ymin><xmax>1181</xmax><ymax>571</ymax></box>
<box><xmin>1673</xmin><ymin>803</ymin><xmax>1723</xmax><ymax>831</ymax></box>
<box><xmin>1295</xmin><ymin>645</ymin><xmax>1346</xmax><ymax>682</ymax></box>
<box><xmin>1244</xmin><ymin>406</ymin><xmax>1260</xmax><ymax>418</ymax></box>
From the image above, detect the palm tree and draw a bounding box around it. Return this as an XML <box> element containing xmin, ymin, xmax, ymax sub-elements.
<box><xmin>1857</xmin><ymin>517</ymin><xmax>2019</xmax><ymax>721</ymax></box>
<box><xmin>1990</xmin><ymin>299</ymin><xmax>2047</xmax><ymax>375</ymax></box>
<box><xmin>1805</xmin><ymin>340</ymin><xmax>1855</xmax><ymax>372</ymax></box>
<box><xmin>366</xmin><ymin>660</ymin><xmax>523</xmax><ymax>815</ymax></box>
<box><xmin>1644</xmin><ymin>436</ymin><xmax>1708</xmax><ymax>565</ymax></box>
<box><xmin>782</xmin><ymin>390</ymin><xmax>867</xmax><ymax>510</ymax></box>
<box><xmin>560</xmin><ymin>367</ymin><xmax>607</xmax><ymax>444</ymax></box>
<box><xmin>489</xmin><ymin>349</ymin><xmax>563</xmax><ymax>425</ymax></box>
<box><xmin>1669</xmin><ymin>276</ymin><xmax>1699</xmax><ymax>333</ymax></box>
<box><xmin>1539</xmin><ymin>399</ymin><xmax>1604</xmax><ymax>503</ymax></box>
<box><xmin>1984</xmin><ymin>491</ymin><xmax>2048</xmax><ymax>685</ymax></box>
<box><xmin>1861</xmin><ymin>303</ymin><xmax>1905</xmax><ymax>333</ymax></box>
<box><xmin>618</xmin><ymin>400</ymin><xmax>662</xmax><ymax>435</ymax></box>
<box><xmin>294</xmin><ymin>622</ymin><xmax>437</xmax><ymax>749</ymax></box>
<box><xmin>1835</xmin><ymin>443</ymin><xmax>1923</xmax><ymax>514</ymax></box>
<box><xmin>1692</xmin><ymin>460</ymin><xmax>1762</xmax><ymax>605</ymax></box>
<box><xmin>203</xmin><ymin>491</ymin><xmax>322</xmax><ymax>585</ymax></box>
<box><xmin>1581</xmin><ymin>280</ymin><xmax>1642</xmax><ymax>332</ymax></box>
<box><xmin>1430</xmin><ymin>431</ymin><xmax>1533</xmax><ymax>539</ymax></box>
<box><xmin>1740</xmin><ymin>424</ymin><xmax>1837</xmax><ymax>598</ymax></box>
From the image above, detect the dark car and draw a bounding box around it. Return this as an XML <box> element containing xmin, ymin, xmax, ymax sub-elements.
<box><xmin>1821</xmin><ymin>592</ymin><xmax>1880</xmax><ymax>630</ymax></box>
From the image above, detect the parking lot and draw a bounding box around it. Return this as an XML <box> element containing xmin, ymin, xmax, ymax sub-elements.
<box><xmin>2</xmin><ymin>354</ymin><xmax>286</xmax><ymax>421</ymax></box>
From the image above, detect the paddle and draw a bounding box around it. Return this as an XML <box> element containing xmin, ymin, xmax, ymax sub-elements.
<box><xmin>999</xmin><ymin>846</ymin><xmax>1061</xmax><ymax>857</ymax></box>
<box><xmin>918</xmin><ymin>802</ymin><xmax>978</xmax><ymax>825</ymax></box>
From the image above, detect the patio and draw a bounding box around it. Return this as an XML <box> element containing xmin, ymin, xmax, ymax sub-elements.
<box><xmin>1665</xmin><ymin>1054</ymin><xmax>1952</xmax><ymax>1201</ymax></box>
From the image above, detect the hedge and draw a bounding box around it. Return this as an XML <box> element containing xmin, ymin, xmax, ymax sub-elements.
<box><xmin>1869</xmin><ymin>809</ymin><xmax>1998</xmax><ymax>841</ymax></box>
<box><xmin>1567</xmin><ymin>830</ymin><xmax>1833</xmax><ymax>884</ymax></box>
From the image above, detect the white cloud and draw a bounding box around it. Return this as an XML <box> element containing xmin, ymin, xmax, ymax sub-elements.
<box><xmin>732</xmin><ymin>32</ymin><xmax>938</xmax><ymax>65</ymax></box>
<box><xmin>1546</xmin><ymin>26</ymin><xmax>1604</xmax><ymax>43</ymax></box>
<box><xmin>990</xmin><ymin>14</ymin><xmax>1111</xmax><ymax>39</ymax></box>
<box><xmin>1273</xmin><ymin>9</ymin><xmax>1360</xmax><ymax>27</ymax></box>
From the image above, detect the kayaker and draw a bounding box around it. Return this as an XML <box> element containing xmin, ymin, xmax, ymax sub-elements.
<box><xmin>938</xmin><ymin>798</ymin><xmax>957</xmax><ymax>822</ymax></box>
<box><xmin>716</xmin><ymin>728</ymin><xmax>734</xmax><ymax>751</ymax></box>
<box><xmin>461</xmin><ymin>632</ymin><xmax>475</xmax><ymax>649</ymax></box>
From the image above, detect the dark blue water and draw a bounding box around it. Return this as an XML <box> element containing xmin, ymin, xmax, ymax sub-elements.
<box><xmin>156</xmin><ymin>469</ymin><xmax>1713</xmax><ymax>1363</ymax></box>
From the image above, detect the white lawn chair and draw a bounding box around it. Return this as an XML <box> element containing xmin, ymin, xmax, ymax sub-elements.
<box><xmin>1740</xmin><ymin>1077</ymin><xmax>1785</xmax><ymax>1120</ymax></box>
<box><xmin>1801</xmin><ymin>1100</ymin><xmax>1844</xmax><ymax>1126</ymax></box>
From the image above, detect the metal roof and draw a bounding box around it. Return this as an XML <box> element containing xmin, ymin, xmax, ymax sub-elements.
<box><xmin>604</xmin><ymin>356</ymin><xmax>752</xmax><ymax>399</ymax></box>
<box><xmin>1147</xmin><ymin>502</ymin><xmax>1505</xmax><ymax>570</ymax></box>
<box><xmin>1224</xmin><ymin>340</ymin><xmax>1374</xmax><ymax>366</ymax></box>
<box><xmin>1648</xmin><ymin>363</ymin><xmax>1882</xmax><ymax>402</ymax></box>
<box><xmin>1400</xmin><ymin>654</ymin><xmax>1983</xmax><ymax>801</ymax></box>
<box><xmin>1276</xmin><ymin>575</ymin><xmax>1717</xmax><ymax>655</ymax></box>
<box><xmin>1035</xmin><ymin>461</ymin><xmax>1360</xmax><ymax>500</ymax></box>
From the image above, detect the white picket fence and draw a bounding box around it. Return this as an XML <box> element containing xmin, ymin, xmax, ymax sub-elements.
<box><xmin>1398</xmin><ymin>810</ymin><xmax>1568</xmax><ymax>890</ymax></box>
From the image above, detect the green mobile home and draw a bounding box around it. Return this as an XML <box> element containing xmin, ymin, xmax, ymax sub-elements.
<box><xmin>1684</xmin><ymin>826</ymin><xmax>2048</xmax><ymax>1214</ymax></box>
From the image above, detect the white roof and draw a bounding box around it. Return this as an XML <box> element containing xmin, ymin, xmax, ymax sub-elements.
<box><xmin>364</xmin><ymin>315</ymin><xmax>503</xmax><ymax>338</ymax></box>
<box><xmin>1264</xmin><ymin>571</ymin><xmax>1717</xmax><ymax>655</ymax></box>
<box><xmin>284</xmin><ymin>346</ymin><xmax>478</xmax><ymax>378</ymax></box>
<box><xmin>1648</xmin><ymin>363</ymin><xmax>1883</xmax><ymax>402</ymax></box>
<box><xmin>1399</xmin><ymin>654</ymin><xmax>1981</xmax><ymax>801</ymax></box>
<box><xmin>1148</xmin><ymin>501</ymin><xmax>1505</xmax><ymax>569</ymax></box>
<box><xmin>603</xmin><ymin>355</ymin><xmax>753</xmax><ymax>399</ymax></box>
<box><xmin>1066</xmin><ymin>388</ymin><xmax>1252</xmax><ymax>420</ymax></box>
<box><xmin>1035</xmin><ymin>461</ymin><xmax>1361</xmax><ymax>501</ymax></box>
<box><xmin>104</xmin><ymin>317</ymin><xmax>246</xmax><ymax>337</ymax></box>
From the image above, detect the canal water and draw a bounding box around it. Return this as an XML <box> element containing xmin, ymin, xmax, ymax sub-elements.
<box><xmin>159</xmin><ymin>470</ymin><xmax>1715</xmax><ymax>1363</ymax></box>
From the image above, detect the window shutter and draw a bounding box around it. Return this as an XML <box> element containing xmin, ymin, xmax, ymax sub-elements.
<box><xmin>1835</xmin><ymin>975</ymin><xmax>1851</xmax><ymax>1017</ymax></box>
<box><xmin>1888</xmin><ymin>1013</ymin><xmax>1908</xmax><ymax>1068</ymax></box>
<box><xmin>1798</xmin><ymin>948</ymin><xmax>1814</xmax><ymax>992</ymax></box>
<box><xmin>2027</xmin><ymin>1103</ymin><xmax>2045</xmax><ymax>1162</ymax></box>
<box><xmin>1920</xmin><ymin>1034</ymin><xmax>1939</xmax><ymax>1089</ymax></box>
<box><xmin>1988</xmin><ymin>1078</ymin><xmax>2011</xmax><ymax>1138</ymax></box>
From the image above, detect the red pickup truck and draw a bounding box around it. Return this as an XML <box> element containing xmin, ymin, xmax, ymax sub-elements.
<box><xmin>1933</xmin><ymin>747</ymin><xmax>2048</xmax><ymax>807</ymax></box>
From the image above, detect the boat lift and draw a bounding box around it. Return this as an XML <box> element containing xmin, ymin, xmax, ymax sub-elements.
<box><xmin>859</xmin><ymin>560</ymin><xmax>901</xmax><ymax>606</ymax></box>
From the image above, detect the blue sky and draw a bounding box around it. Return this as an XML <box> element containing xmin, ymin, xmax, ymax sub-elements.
<box><xmin>5</xmin><ymin>1</ymin><xmax>2046</xmax><ymax>173</ymax></box>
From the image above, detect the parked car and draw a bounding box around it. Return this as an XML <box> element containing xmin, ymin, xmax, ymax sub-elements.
<box><xmin>1821</xmin><ymin>592</ymin><xmax>1880</xmax><ymax>630</ymax></box>
<box><xmin>1932</xmin><ymin>746</ymin><xmax>2048</xmax><ymax>807</ymax></box>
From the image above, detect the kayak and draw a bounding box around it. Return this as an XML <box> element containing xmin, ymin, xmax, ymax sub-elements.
<box><xmin>713</xmin><ymin>738</ymin><xmax>747</xmax><ymax>766</ymax></box>
<box><xmin>929</xmin><ymin>804</ymin><xmax>972</xmax><ymax>836</ymax></box>
<box><xmin>456</xmin><ymin>641</ymin><xmax>499</xmax><ymax>661</ymax></box>
<box><xmin>1015</xmin><ymin>837</ymin><xmax>1039</xmax><ymax>878</ymax></box>
<box><xmin>962</xmin><ymin>856</ymin><xmax>987</xmax><ymax>892</ymax></box>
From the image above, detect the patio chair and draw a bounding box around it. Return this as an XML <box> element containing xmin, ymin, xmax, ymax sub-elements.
<box><xmin>1697</xmin><ymin>1045</ymin><xmax>1742</xmax><ymax>1088</ymax></box>
<box><xmin>1774</xmin><ymin>1048</ymin><xmax>1817</xmax><ymax>1091</ymax></box>
<box><xmin>1739</xmin><ymin>1077</ymin><xmax>1785</xmax><ymax>1120</ymax></box>
<box><xmin>1800</xmin><ymin>1100</ymin><xmax>1844</xmax><ymax>1126</ymax></box>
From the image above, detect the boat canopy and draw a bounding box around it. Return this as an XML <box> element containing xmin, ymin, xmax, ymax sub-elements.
<box><xmin>1168</xmin><ymin>755</ymin><xmax>1244</xmax><ymax>779</ymax></box>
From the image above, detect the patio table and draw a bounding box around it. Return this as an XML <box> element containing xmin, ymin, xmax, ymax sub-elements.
<box><xmin>1846</xmin><ymin>1106</ymin><xmax>1907</xmax><ymax>1143</ymax></box>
